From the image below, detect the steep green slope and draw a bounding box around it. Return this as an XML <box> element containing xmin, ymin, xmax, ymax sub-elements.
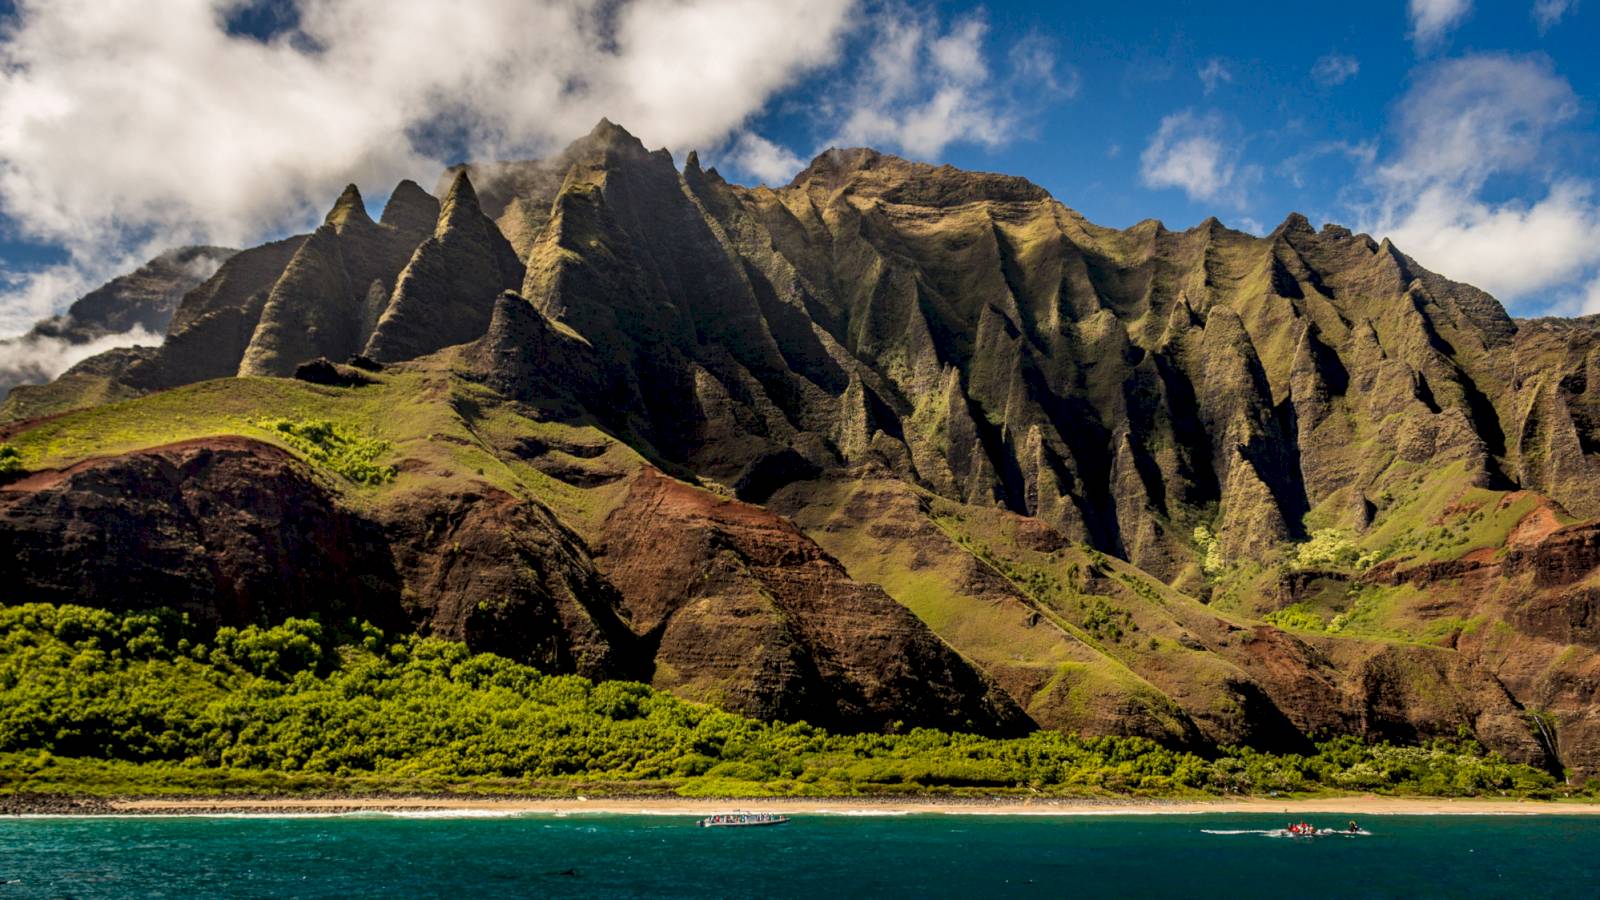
<box><xmin>5</xmin><ymin>120</ymin><xmax>1600</xmax><ymax>777</ymax></box>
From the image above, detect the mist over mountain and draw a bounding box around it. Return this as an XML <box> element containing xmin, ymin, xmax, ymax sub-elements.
<box><xmin>6</xmin><ymin>121</ymin><xmax>1600</xmax><ymax>777</ymax></box>
<box><xmin>0</xmin><ymin>247</ymin><xmax>234</xmax><ymax>395</ymax></box>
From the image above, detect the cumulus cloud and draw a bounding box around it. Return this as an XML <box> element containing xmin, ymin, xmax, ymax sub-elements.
<box><xmin>1197</xmin><ymin>58</ymin><xmax>1232</xmax><ymax>95</ymax></box>
<box><xmin>1581</xmin><ymin>275</ymin><xmax>1600</xmax><ymax>315</ymax></box>
<box><xmin>1540</xmin><ymin>272</ymin><xmax>1600</xmax><ymax>317</ymax></box>
<box><xmin>1409</xmin><ymin>0</ymin><xmax>1472</xmax><ymax>49</ymax></box>
<box><xmin>1380</xmin><ymin>181</ymin><xmax>1600</xmax><ymax>302</ymax></box>
<box><xmin>1139</xmin><ymin>111</ymin><xmax>1256</xmax><ymax>207</ymax></box>
<box><xmin>821</xmin><ymin>7</ymin><xmax>1070</xmax><ymax>159</ymax></box>
<box><xmin>0</xmin><ymin>0</ymin><xmax>858</xmax><ymax>336</ymax></box>
<box><xmin>726</xmin><ymin>132</ymin><xmax>807</xmax><ymax>187</ymax></box>
<box><xmin>0</xmin><ymin>324</ymin><xmax>161</xmax><ymax>392</ymax></box>
<box><xmin>1377</xmin><ymin>55</ymin><xmax>1576</xmax><ymax>190</ymax></box>
<box><xmin>1362</xmin><ymin>53</ymin><xmax>1600</xmax><ymax>307</ymax></box>
<box><xmin>0</xmin><ymin>260</ymin><xmax>97</xmax><ymax>337</ymax></box>
<box><xmin>1311</xmin><ymin>53</ymin><xmax>1360</xmax><ymax>86</ymax></box>
<box><xmin>1533</xmin><ymin>0</ymin><xmax>1575</xmax><ymax>32</ymax></box>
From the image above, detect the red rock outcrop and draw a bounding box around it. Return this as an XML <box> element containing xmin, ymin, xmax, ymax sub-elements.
<box><xmin>0</xmin><ymin>438</ymin><xmax>638</xmax><ymax>680</ymax></box>
<box><xmin>596</xmin><ymin>468</ymin><xmax>1029</xmax><ymax>735</ymax></box>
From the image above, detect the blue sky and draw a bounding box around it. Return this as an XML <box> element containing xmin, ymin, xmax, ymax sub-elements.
<box><xmin>0</xmin><ymin>0</ymin><xmax>1596</xmax><ymax>345</ymax></box>
<box><xmin>723</xmin><ymin>0</ymin><xmax>1600</xmax><ymax>315</ymax></box>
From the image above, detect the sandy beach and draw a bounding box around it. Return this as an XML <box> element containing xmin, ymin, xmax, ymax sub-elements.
<box><xmin>52</xmin><ymin>794</ymin><xmax>1597</xmax><ymax>818</ymax></box>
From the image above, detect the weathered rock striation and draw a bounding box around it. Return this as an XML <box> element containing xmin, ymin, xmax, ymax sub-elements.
<box><xmin>8</xmin><ymin>120</ymin><xmax>1600</xmax><ymax>768</ymax></box>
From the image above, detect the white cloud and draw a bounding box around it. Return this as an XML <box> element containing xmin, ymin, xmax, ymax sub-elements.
<box><xmin>1409</xmin><ymin>0</ymin><xmax>1472</xmax><ymax>49</ymax></box>
<box><xmin>1139</xmin><ymin>111</ymin><xmax>1255</xmax><ymax>207</ymax></box>
<box><xmin>1277</xmin><ymin>140</ymin><xmax>1377</xmax><ymax>189</ymax></box>
<box><xmin>1377</xmin><ymin>54</ymin><xmax>1576</xmax><ymax>191</ymax></box>
<box><xmin>1362</xmin><ymin>53</ymin><xmax>1600</xmax><ymax>306</ymax></box>
<box><xmin>825</xmin><ymin>8</ymin><xmax>1070</xmax><ymax>159</ymax></box>
<box><xmin>1311</xmin><ymin>53</ymin><xmax>1360</xmax><ymax>86</ymax></box>
<box><xmin>0</xmin><ymin>258</ymin><xmax>99</xmax><ymax>336</ymax></box>
<box><xmin>1010</xmin><ymin>33</ymin><xmax>1072</xmax><ymax>95</ymax></box>
<box><xmin>1540</xmin><ymin>272</ymin><xmax>1600</xmax><ymax>317</ymax></box>
<box><xmin>0</xmin><ymin>0</ymin><xmax>858</xmax><ymax>336</ymax></box>
<box><xmin>1197</xmin><ymin>58</ymin><xmax>1232</xmax><ymax>95</ymax></box>
<box><xmin>0</xmin><ymin>324</ymin><xmax>161</xmax><ymax>390</ymax></box>
<box><xmin>1582</xmin><ymin>275</ymin><xmax>1600</xmax><ymax>315</ymax></box>
<box><xmin>1379</xmin><ymin>181</ymin><xmax>1600</xmax><ymax>302</ymax></box>
<box><xmin>930</xmin><ymin>17</ymin><xmax>987</xmax><ymax>83</ymax></box>
<box><xmin>1533</xmin><ymin>0</ymin><xmax>1575</xmax><ymax>32</ymax></box>
<box><xmin>726</xmin><ymin>132</ymin><xmax>806</xmax><ymax>186</ymax></box>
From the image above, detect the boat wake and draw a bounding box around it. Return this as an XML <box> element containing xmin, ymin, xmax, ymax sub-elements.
<box><xmin>1203</xmin><ymin>828</ymin><xmax>1372</xmax><ymax>838</ymax></box>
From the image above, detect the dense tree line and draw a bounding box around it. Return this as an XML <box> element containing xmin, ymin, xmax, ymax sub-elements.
<box><xmin>0</xmin><ymin>603</ymin><xmax>1569</xmax><ymax>798</ymax></box>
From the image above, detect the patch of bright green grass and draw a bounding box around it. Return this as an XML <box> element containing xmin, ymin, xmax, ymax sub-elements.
<box><xmin>251</xmin><ymin>418</ymin><xmax>395</xmax><ymax>485</ymax></box>
<box><xmin>1263</xmin><ymin>604</ymin><xmax>1327</xmax><ymax>632</ymax></box>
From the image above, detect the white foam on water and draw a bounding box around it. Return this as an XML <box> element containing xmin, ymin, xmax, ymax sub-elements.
<box><xmin>1202</xmin><ymin>827</ymin><xmax>1371</xmax><ymax>838</ymax></box>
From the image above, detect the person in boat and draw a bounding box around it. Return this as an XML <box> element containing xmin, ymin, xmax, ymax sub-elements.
<box><xmin>1347</xmin><ymin>820</ymin><xmax>1359</xmax><ymax>833</ymax></box>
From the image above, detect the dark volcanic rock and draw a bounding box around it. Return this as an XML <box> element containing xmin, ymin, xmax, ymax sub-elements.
<box><xmin>364</xmin><ymin>172</ymin><xmax>525</xmax><ymax>363</ymax></box>
<box><xmin>0</xmin><ymin>439</ymin><xmax>639</xmax><ymax>679</ymax></box>
<box><xmin>292</xmin><ymin>357</ymin><xmax>373</xmax><ymax>387</ymax></box>
<box><xmin>463</xmin><ymin>291</ymin><xmax>606</xmax><ymax>418</ymax></box>
<box><xmin>125</xmin><ymin>237</ymin><xmax>309</xmax><ymax>389</ymax></box>
<box><xmin>0</xmin><ymin>438</ymin><xmax>401</xmax><ymax>626</ymax></box>
<box><xmin>374</xmin><ymin>485</ymin><xmax>643</xmax><ymax>681</ymax></box>
<box><xmin>380</xmin><ymin>179</ymin><xmax>442</xmax><ymax>238</ymax></box>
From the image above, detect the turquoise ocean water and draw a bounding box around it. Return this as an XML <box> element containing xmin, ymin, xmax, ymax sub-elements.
<box><xmin>1</xmin><ymin>812</ymin><xmax>1597</xmax><ymax>898</ymax></box>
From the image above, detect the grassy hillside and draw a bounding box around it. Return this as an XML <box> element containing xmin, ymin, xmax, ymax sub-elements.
<box><xmin>0</xmin><ymin>362</ymin><xmax>644</xmax><ymax>529</ymax></box>
<box><xmin>4</xmin><ymin>364</ymin><xmax>1585</xmax><ymax>764</ymax></box>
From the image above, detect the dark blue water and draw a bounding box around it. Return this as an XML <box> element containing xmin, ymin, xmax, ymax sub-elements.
<box><xmin>1</xmin><ymin>813</ymin><xmax>1595</xmax><ymax>898</ymax></box>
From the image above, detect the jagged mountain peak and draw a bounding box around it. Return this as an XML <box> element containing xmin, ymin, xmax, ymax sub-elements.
<box><xmin>1274</xmin><ymin>211</ymin><xmax>1315</xmax><ymax>235</ymax></box>
<box><xmin>588</xmin><ymin>116</ymin><xmax>638</xmax><ymax>143</ymax></box>
<box><xmin>566</xmin><ymin>117</ymin><xmax>653</xmax><ymax>166</ymax></box>
<box><xmin>324</xmin><ymin>184</ymin><xmax>372</xmax><ymax>232</ymax></box>
<box><xmin>379</xmin><ymin>179</ymin><xmax>439</xmax><ymax>236</ymax></box>
<box><xmin>14</xmin><ymin>120</ymin><xmax>1600</xmax><ymax>775</ymax></box>
<box><xmin>787</xmin><ymin>146</ymin><xmax>1051</xmax><ymax>206</ymax></box>
<box><xmin>436</xmin><ymin>170</ymin><xmax>484</xmax><ymax>237</ymax></box>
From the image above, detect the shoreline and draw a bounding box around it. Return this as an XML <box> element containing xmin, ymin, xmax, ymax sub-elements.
<box><xmin>7</xmin><ymin>794</ymin><xmax>1600</xmax><ymax>818</ymax></box>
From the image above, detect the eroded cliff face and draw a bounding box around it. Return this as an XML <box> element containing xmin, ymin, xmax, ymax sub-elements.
<box><xmin>0</xmin><ymin>438</ymin><xmax>637</xmax><ymax>681</ymax></box>
<box><xmin>7</xmin><ymin>120</ymin><xmax>1600</xmax><ymax>768</ymax></box>
<box><xmin>596</xmin><ymin>467</ymin><xmax>1027</xmax><ymax>735</ymax></box>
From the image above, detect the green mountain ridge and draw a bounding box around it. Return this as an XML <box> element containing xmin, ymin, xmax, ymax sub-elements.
<box><xmin>5</xmin><ymin>120</ymin><xmax>1600</xmax><ymax>780</ymax></box>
